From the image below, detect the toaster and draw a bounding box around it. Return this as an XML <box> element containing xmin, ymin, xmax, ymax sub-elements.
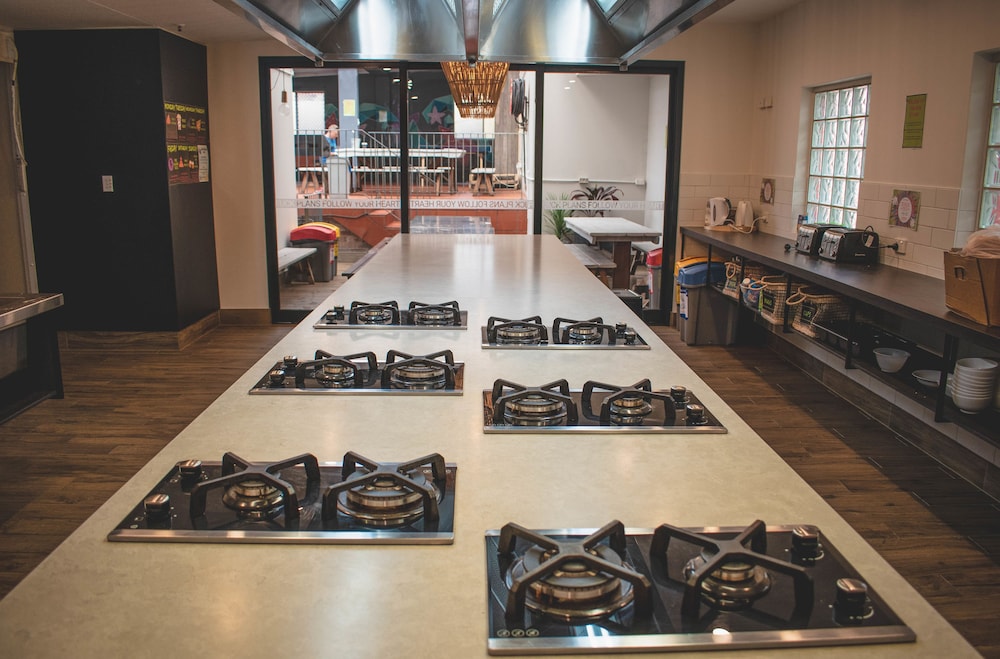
<box><xmin>818</xmin><ymin>227</ymin><xmax>880</xmax><ymax>264</ymax></box>
<box><xmin>795</xmin><ymin>223</ymin><xmax>841</xmax><ymax>255</ymax></box>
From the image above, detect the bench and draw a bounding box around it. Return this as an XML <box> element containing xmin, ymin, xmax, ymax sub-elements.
<box><xmin>565</xmin><ymin>243</ymin><xmax>616</xmax><ymax>287</ymax></box>
<box><xmin>630</xmin><ymin>241</ymin><xmax>660</xmax><ymax>273</ymax></box>
<box><xmin>278</xmin><ymin>247</ymin><xmax>317</xmax><ymax>284</ymax></box>
<box><xmin>343</xmin><ymin>237</ymin><xmax>392</xmax><ymax>279</ymax></box>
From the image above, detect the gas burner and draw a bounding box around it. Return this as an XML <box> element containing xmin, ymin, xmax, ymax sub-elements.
<box><xmin>650</xmin><ymin>519</ymin><xmax>813</xmax><ymax>619</ymax></box>
<box><xmin>498</xmin><ymin>521</ymin><xmax>652</xmax><ymax>625</ymax></box>
<box><xmin>250</xmin><ymin>350</ymin><xmax>463</xmax><ymax>395</ymax></box>
<box><xmin>315</xmin><ymin>301</ymin><xmax>467</xmax><ymax>330</ymax></box>
<box><xmin>482</xmin><ymin>316</ymin><xmax>648</xmax><ymax>349</ymax></box>
<box><xmin>487</xmin><ymin>316</ymin><xmax>548</xmax><ymax>345</ymax></box>
<box><xmin>188</xmin><ymin>452</ymin><xmax>320</xmax><ymax>526</ymax></box>
<box><xmin>486</xmin><ymin>522</ymin><xmax>915</xmax><ymax>654</ymax></box>
<box><xmin>323</xmin><ymin>452</ymin><xmax>446</xmax><ymax>527</ymax></box>
<box><xmin>484</xmin><ymin>380</ymin><xmax>725</xmax><ymax>433</ymax></box>
<box><xmin>381</xmin><ymin>350</ymin><xmax>456</xmax><ymax>390</ymax></box>
<box><xmin>350</xmin><ymin>301</ymin><xmax>400</xmax><ymax>325</ymax></box>
<box><xmin>408</xmin><ymin>301</ymin><xmax>462</xmax><ymax>326</ymax></box>
<box><xmin>552</xmin><ymin>317</ymin><xmax>634</xmax><ymax>346</ymax></box>
<box><xmin>109</xmin><ymin>452</ymin><xmax>457</xmax><ymax>544</ymax></box>
<box><xmin>490</xmin><ymin>379</ymin><xmax>578</xmax><ymax>427</ymax></box>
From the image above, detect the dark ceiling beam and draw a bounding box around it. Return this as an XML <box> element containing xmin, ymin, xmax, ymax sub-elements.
<box><xmin>460</xmin><ymin>0</ymin><xmax>481</xmax><ymax>63</ymax></box>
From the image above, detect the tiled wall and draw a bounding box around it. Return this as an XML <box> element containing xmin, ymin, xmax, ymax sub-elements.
<box><xmin>677</xmin><ymin>172</ymin><xmax>964</xmax><ymax>280</ymax></box>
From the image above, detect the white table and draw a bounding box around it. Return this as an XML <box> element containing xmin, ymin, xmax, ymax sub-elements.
<box><xmin>335</xmin><ymin>147</ymin><xmax>467</xmax><ymax>193</ymax></box>
<box><xmin>565</xmin><ymin>216</ymin><xmax>661</xmax><ymax>288</ymax></box>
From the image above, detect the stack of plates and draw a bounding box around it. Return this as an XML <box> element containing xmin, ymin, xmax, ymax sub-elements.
<box><xmin>951</xmin><ymin>358</ymin><xmax>998</xmax><ymax>414</ymax></box>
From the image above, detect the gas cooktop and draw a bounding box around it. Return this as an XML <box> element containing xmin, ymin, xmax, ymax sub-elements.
<box><xmin>108</xmin><ymin>452</ymin><xmax>456</xmax><ymax>544</ymax></box>
<box><xmin>486</xmin><ymin>520</ymin><xmax>915</xmax><ymax>654</ymax></box>
<box><xmin>481</xmin><ymin>316</ymin><xmax>649</xmax><ymax>350</ymax></box>
<box><xmin>483</xmin><ymin>379</ymin><xmax>725</xmax><ymax>433</ymax></box>
<box><xmin>249</xmin><ymin>349</ymin><xmax>463</xmax><ymax>395</ymax></box>
<box><xmin>314</xmin><ymin>300</ymin><xmax>467</xmax><ymax>330</ymax></box>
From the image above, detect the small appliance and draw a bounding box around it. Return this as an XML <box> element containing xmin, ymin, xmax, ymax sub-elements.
<box><xmin>818</xmin><ymin>227</ymin><xmax>880</xmax><ymax>264</ymax></box>
<box><xmin>795</xmin><ymin>223</ymin><xmax>841</xmax><ymax>255</ymax></box>
<box><xmin>734</xmin><ymin>200</ymin><xmax>754</xmax><ymax>228</ymax></box>
<box><xmin>704</xmin><ymin>198</ymin><xmax>731</xmax><ymax>227</ymax></box>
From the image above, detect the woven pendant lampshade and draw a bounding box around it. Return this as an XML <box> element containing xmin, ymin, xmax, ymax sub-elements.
<box><xmin>441</xmin><ymin>61</ymin><xmax>509</xmax><ymax>118</ymax></box>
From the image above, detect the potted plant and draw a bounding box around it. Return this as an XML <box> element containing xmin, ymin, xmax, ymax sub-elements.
<box><xmin>570</xmin><ymin>183</ymin><xmax>622</xmax><ymax>217</ymax></box>
<box><xmin>544</xmin><ymin>194</ymin><xmax>572</xmax><ymax>242</ymax></box>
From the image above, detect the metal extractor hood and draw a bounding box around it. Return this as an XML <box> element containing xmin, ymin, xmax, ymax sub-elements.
<box><xmin>216</xmin><ymin>0</ymin><xmax>733</xmax><ymax>67</ymax></box>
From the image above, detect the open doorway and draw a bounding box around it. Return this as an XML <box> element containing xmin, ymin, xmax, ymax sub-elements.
<box><xmin>259</xmin><ymin>59</ymin><xmax>682</xmax><ymax>323</ymax></box>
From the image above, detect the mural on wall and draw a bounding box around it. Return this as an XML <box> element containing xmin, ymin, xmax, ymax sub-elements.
<box><xmin>164</xmin><ymin>101</ymin><xmax>209</xmax><ymax>185</ymax></box>
<box><xmin>889</xmin><ymin>189</ymin><xmax>920</xmax><ymax>229</ymax></box>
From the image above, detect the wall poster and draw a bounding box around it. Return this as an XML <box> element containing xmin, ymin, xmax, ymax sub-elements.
<box><xmin>164</xmin><ymin>101</ymin><xmax>209</xmax><ymax>185</ymax></box>
<box><xmin>889</xmin><ymin>189</ymin><xmax>920</xmax><ymax>229</ymax></box>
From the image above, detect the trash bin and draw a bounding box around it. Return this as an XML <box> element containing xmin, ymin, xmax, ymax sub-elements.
<box><xmin>646</xmin><ymin>248</ymin><xmax>663</xmax><ymax>310</ymax></box>
<box><xmin>290</xmin><ymin>222</ymin><xmax>340</xmax><ymax>282</ymax></box>
<box><xmin>612</xmin><ymin>289</ymin><xmax>643</xmax><ymax>316</ymax></box>
<box><xmin>676</xmin><ymin>261</ymin><xmax>737</xmax><ymax>346</ymax></box>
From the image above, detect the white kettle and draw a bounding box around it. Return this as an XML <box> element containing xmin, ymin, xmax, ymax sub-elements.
<box><xmin>705</xmin><ymin>197</ymin><xmax>731</xmax><ymax>227</ymax></box>
<box><xmin>735</xmin><ymin>200</ymin><xmax>754</xmax><ymax>227</ymax></box>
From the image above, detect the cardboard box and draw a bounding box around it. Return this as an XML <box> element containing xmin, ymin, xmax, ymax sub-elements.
<box><xmin>943</xmin><ymin>249</ymin><xmax>1000</xmax><ymax>326</ymax></box>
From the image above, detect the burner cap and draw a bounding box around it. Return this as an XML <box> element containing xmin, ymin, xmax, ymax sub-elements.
<box><xmin>503</xmin><ymin>394</ymin><xmax>568</xmax><ymax>426</ymax></box>
<box><xmin>315</xmin><ymin>362</ymin><xmax>358</xmax><ymax>388</ymax></box>
<box><xmin>683</xmin><ymin>550</ymin><xmax>772</xmax><ymax>610</ymax></box>
<box><xmin>222</xmin><ymin>479</ymin><xmax>285</xmax><ymax>520</ymax></box>
<box><xmin>507</xmin><ymin>544</ymin><xmax>635</xmax><ymax>621</ymax></box>
<box><xmin>336</xmin><ymin>469</ymin><xmax>440</xmax><ymax>526</ymax></box>
<box><xmin>389</xmin><ymin>361</ymin><xmax>449</xmax><ymax>390</ymax></box>
<box><xmin>607</xmin><ymin>394</ymin><xmax>654</xmax><ymax>425</ymax></box>
<box><xmin>411</xmin><ymin>306</ymin><xmax>457</xmax><ymax>326</ymax></box>
<box><xmin>496</xmin><ymin>324</ymin><xmax>544</xmax><ymax>345</ymax></box>
<box><xmin>565</xmin><ymin>324</ymin><xmax>603</xmax><ymax>344</ymax></box>
<box><xmin>355</xmin><ymin>307</ymin><xmax>396</xmax><ymax>324</ymax></box>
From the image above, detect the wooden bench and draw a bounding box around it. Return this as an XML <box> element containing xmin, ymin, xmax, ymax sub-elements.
<box><xmin>343</xmin><ymin>237</ymin><xmax>392</xmax><ymax>279</ymax></box>
<box><xmin>278</xmin><ymin>247</ymin><xmax>317</xmax><ymax>284</ymax></box>
<box><xmin>565</xmin><ymin>243</ymin><xmax>616</xmax><ymax>287</ymax></box>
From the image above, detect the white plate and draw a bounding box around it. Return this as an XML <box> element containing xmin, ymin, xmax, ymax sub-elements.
<box><xmin>912</xmin><ymin>369</ymin><xmax>941</xmax><ymax>388</ymax></box>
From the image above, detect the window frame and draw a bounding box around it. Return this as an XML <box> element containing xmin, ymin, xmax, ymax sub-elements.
<box><xmin>978</xmin><ymin>62</ymin><xmax>1000</xmax><ymax>228</ymax></box>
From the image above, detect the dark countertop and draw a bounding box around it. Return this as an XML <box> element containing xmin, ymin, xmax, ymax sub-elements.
<box><xmin>681</xmin><ymin>227</ymin><xmax>1000</xmax><ymax>349</ymax></box>
<box><xmin>0</xmin><ymin>293</ymin><xmax>64</xmax><ymax>329</ymax></box>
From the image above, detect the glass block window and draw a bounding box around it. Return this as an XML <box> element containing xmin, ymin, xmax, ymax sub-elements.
<box><xmin>979</xmin><ymin>63</ymin><xmax>1000</xmax><ymax>228</ymax></box>
<box><xmin>807</xmin><ymin>82</ymin><xmax>870</xmax><ymax>227</ymax></box>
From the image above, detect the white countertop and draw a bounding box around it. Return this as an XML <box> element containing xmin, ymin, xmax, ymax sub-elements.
<box><xmin>564</xmin><ymin>216</ymin><xmax>662</xmax><ymax>244</ymax></box>
<box><xmin>0</xmin><ymin>235</ymin><xmax>977</xmax><ymax>658</ymax></box>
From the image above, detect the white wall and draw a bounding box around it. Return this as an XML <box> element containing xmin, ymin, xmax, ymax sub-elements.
<box><xmin>654</xmin><ymin>0</ymin><xmax>1000</xmax><ymax>278</ymax></box>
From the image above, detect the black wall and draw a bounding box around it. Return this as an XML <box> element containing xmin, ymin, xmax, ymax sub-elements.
<box><xmin>15</xmin><ymin>29</ymin><xmax>219</xmax><ymax>332</ymax></box>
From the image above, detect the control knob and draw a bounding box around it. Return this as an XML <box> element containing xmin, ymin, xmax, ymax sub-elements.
<box><xmin>834</xmin><ymin>578</ymin><xmax>872</xmax><ymax>623</ymax></box>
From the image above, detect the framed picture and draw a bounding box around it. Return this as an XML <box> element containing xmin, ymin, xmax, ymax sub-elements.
<box><xmin>889</xmin><ymin>190</ymin><xmax>920</xmax><ymax>229</ymax></box>
<box><xmin>760</xmin><ymin>178</ymin><xmax>775</xmax><ymax>205</ymax></box>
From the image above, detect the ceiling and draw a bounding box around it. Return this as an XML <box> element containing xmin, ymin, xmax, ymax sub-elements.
<box><xmin>1</xmin><ymin>0</ymin><xmax>802</xmax><ymax>65</ymax></box>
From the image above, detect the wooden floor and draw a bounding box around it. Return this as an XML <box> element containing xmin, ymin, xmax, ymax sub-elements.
<box><xmin>654</xmin><ymin>326</ymin><xmax>1000</xmax><ymax>659</ymax></box>
<box><xmin>0</xmin><ymin>323</ymin><xmax>997</xmax><ymax>656</ymax></box>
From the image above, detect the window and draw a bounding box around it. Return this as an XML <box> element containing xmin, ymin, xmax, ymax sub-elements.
<box><xmin>979</xmin><ymin>63</ymin><xmax>1000</xmax><ymax>228</ymax></box>
<box><xmin>807</xmin><ymin>82</ymin><xmax>870</xmax><ymax>227</ymax></box>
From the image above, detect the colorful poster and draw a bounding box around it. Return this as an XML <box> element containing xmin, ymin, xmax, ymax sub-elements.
<box><xmin>164</xmin><ymin>101</ymin><xmax>209</xmax><ymax>185</ymax></box>
<box><xmin>889</xmin><ymin>189</ymin><xmax>920</xmax><ymax>229</ymax></box>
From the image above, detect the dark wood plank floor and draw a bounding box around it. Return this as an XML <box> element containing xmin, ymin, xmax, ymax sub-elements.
<box><xmin>653</xmin><ymin>326</ymin><xmax>1000</xmax><ymax>658</ymax></box>
<box><xmin>0</xmin><ymin>323</ymin><xmax>997</xmax><ymax>656</ymax></box>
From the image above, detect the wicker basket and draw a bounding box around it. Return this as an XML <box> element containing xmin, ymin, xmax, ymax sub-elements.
<box><xmin>758</xmin><ymin>275</ymin><xmax>792</xmax><ymax>326</ymax></box>
<box><xmin>787</xmin><ymin>286</ymin><xmax>851</xmax><ymax>338</ymax></box>
<box><xmin>723</xmin><ymin>260</ymin><xmax>768</xmax><ymax>300</ymax></box>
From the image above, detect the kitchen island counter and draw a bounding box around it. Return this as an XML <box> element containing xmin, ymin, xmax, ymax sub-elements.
<box><xmin>0</xmin><ymin>236</ymin><xmax>977</xmax><ymax>657</ymax></box>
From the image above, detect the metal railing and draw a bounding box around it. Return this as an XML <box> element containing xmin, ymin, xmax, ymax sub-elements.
<box><xmin>293</xmin><ymin>129</ymin><xmax>522</xmax><ymax>197</ymax></box>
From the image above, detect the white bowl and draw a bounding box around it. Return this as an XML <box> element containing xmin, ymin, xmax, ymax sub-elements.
<box><xmin>953</xmin><ymin>391</ymin><xmax>992</xmax><ymax>413</ymax></box>
<box><xmin>953</xmin><ymin>369</ymin><xmax>997</xmax><ymax>385</ymax></box>
<box><xmin>912</xmin><ymin>370</ymin><xmax>941</xmax><ymax>388</ymax></box>
<box><xmin>955</xmin><ymin>357</ymin><xmax>999</xmax><ymax>372</ymax></box>
<box><xmin>873</xmin><ymin>348</ymin><xmax>910</xmax><ymax>373</ymax></box>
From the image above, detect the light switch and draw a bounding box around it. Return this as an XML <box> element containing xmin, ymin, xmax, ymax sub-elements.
<box><xmin>102</xmin><ymin>175</ymin><xmax>114</xmax><ymax>193</ymax></box>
